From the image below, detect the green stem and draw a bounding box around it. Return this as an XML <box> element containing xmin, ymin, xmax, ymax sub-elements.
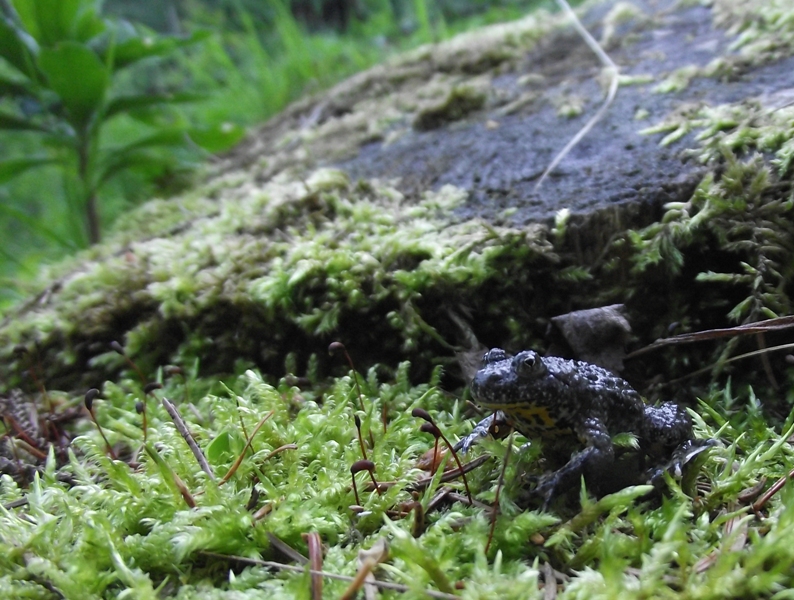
<box><xmin>78</xmin><ymin>132</ymin><xmax>100</xmax><ymax>244</ymax></box>
<box><xmin>85</xmin><ymin>190</ymin><xmax>100</xmax><ymax>245</ymax></box>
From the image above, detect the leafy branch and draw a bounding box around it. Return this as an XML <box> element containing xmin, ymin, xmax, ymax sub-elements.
<box><xmin>0</xmin><ymin>0</ymin><xmax>212</xmax><ymax>244</ymax></box>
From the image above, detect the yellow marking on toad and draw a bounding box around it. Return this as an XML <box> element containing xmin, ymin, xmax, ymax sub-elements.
<box><xmin>487</xmin><ymin>403</ymin><xmax>563</xmax><ymax>431</ymax></box>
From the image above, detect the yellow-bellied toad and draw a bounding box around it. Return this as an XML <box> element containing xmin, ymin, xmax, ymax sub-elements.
<box><xmin>459</xmin><ymin>348</ymin><xmax>709</xmax><ymax>507</ymax></box>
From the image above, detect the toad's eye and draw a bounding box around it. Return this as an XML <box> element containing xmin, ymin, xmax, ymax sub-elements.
<box><xmin>514</xmin><ymin>351</ymin><xmax>546</xmax><ymax>378</ymax></box>
<box><xmin>482</xmin><ymin>348</ymin><xmax>508</xmax><ymax>366</ymax></box>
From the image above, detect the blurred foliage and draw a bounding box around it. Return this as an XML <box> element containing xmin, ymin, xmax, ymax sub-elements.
<box><xmin>0</xmin><ymin>0</ymin><xmax>221</xmax><ymax>247</ymax></box>
<box><xmin>104</xmin><ymin>0</ymin><xmax>535</xmax><ymax>34</ymax></box>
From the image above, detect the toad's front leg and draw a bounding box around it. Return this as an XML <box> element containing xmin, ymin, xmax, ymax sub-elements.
<box><xmin>454</xmin><ymin>411</ymin><xmax>512</xmax><ymax>453</ymax></box>
<box><xmin>535</xmin><ymin>417</ymin><xmax>614</xmax><ymax>509</ymax></box>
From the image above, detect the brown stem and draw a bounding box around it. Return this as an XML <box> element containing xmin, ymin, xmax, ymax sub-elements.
<box><xmin>369</xmin><ymin>454</ymin><xmax>489</xmax><ymax>492</ymax></box>
<box><xmin>234</xmin><ymin>397</ymin><xmax>257</xmax><ymax>456</ymax></box>
<box><xmin>329</xmin><ymin>342</ymin><xmax>374</xmax><ymax>447</ymax></box>
<box><xmin>350</xmin><ymin>460</ymin><xmax>380</xmax><ymax>501</ymax></box>
<box><xmin>110</xmin><ymin>342</ymin><xmax>146</xmax><ymax>384</ymax></box>
<box><xmin>135</xmin><ymin>401</ymin><xmax>148</xmax><ymax>442</ymax></box>
<box><xmin>3</xmin><ymin>413</ymin><xmax>40</xmax><ymax>449</ymax></box>
<box><xmin>436</xmin><ymin>432</ymin><xmax>472</xmax><ymax>504</ymax></box>
<box><xmin>752</xmin><ymin>467</ymin><xmax>794</xmax><ymax>514</ymax></box>
<box><xmin>486</xmin><ymin>429</ymin><xmax>513</xmax><ymax>554</ymax></box>
<box><xmin>351</xmin><ymin>472</ymin><xmax>361</xmax><ymax>506</ymax></box>
<box><xmin>302</xmin><ymin>532</ymin><xmax>324</xmax><ymax>600</ymax></box>
<box><xmin>412</xmin><ymin>409</ymin><xmax>472</xmax><ymax>504</ymax></box>
<box><xmin>219</xmin><ymin>411</ymin><xmax>275</xmax><ymax>485</ymax></box>
<box><xmin>354</xmin><ymin>415</ymin><xmax>369</xmax><ymax>461</ymax></box>
<box><xmin>199</xmin><ymin>551</ymin><xmax>460</xmax><ymax>599</ymax></box>
<box><xmin>86</xmin><ymin>407</ymin><xmax>118</xmax><ymax>460</ymax></box>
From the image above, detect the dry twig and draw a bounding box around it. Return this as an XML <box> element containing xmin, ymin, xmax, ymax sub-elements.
<box><xmin>161</xmin><ymin>396</ymin><xmax>216</xmax><ymax>481</ymax></box>
<box><xmin>626</xmin><ymin>315</ymin><xmax>794</xmax><ymax>359</ymax></box>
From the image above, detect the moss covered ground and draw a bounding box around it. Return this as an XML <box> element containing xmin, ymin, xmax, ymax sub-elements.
<box><xmin>3</xmin><ymin>348</ymin><xmax>794</xmax><ymax>598</ymax></box>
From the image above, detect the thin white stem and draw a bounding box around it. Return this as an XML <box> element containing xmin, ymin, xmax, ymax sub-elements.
<box><xmin>199</xmin><ymin>551</ymin><xmax>461</xmax><ymax>599</ymax></box>
<box><xmin>535</xmin><ymin>0</ymin><xmax>620</xmax><ymax>191</ymax></box>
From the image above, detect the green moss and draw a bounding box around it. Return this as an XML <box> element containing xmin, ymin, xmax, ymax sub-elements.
<box><xmin>413</xmin><ymin>82</ymin><xmax>489</xmax><ymax>130</ymax></box>
<box><xmin>554</xmin><ymin>94</ymin><xmax>586</xmax><ymax>119</ymax></box>
<box><xmin>600</xmin><ymin>1</ymin><xmax>647</xmax><ymax>47</ymax></box>
<box><xmin>2</xmin><ymin>352</ymin><xmax>794</xmax><ymax>598</ymax></box>
<box><xmin>653</xmin><ymin>65</ymin><xmax>700</xmax><ymax>94</ymax></box>
<box><xmin>617</xmin><ymin>0</ymin><xmax>794</xmax><ymax>105</ymax></box>
<box><xmin>7</xmin><ymin>0</ymin><xmax>792</xmax><ymax>388</ymax></box>
<box><xmin>0</xmin><ymin>167</ymin><xmax>558</xmax><ymax>387</ymax></box>
<box><xmin>605</xmin><ymin>90</ymin><xmax>794</xmax><ymax>386</ymax></box>
<box><xmin>714</xmin><ymin>0</ymin><xmax>794</xmax><ymax>63</ymax></box>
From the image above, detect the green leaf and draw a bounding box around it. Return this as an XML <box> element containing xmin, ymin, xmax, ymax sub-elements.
<box><xmin>189</xmin><ymin>123</ymin><xmax>246</xmax><ymax>153</ymax></box>
<box><xmin>0</xmin><ymin>110</ymin><xmax>48</xmax><ymax>132</ymax></box>
<box><xmin>0</xmin><ymin>156</ymin><xmax>59</xmax><ymax>184</ymax></box>
<box><xmin>115</xmin><ymin>129</ymin><xmax>189</xmax><ymax>153</ymax></box>
<box><xmin>124</xmin><ymin>128</ymin><xmax>188</xmax><ymax>150</ymax></box>
<box><xmin>104</xmin><ymin>92</ymin><xmax>204</xmax><ymax>119</ymax></box>
<box><xmin>38</xmin><ymin>41</ymin><xmax>109</xmax><ymax>129</ymax></box>
<box><xmin>111</xmin><ymin>28</ymin><xmax>211</xmax><ymax>70</ymax></box>
<box><xmin>0</xmin><ymin>201</ymin><xmax>76</xmax><ymax>249</ymax></box>
<box><xmin>0</xmin><ymin>16</ymin><xmax>39</xmax><ymax>76</ymax></box>
<box><xmin>12</xmin><ymin>0</ymin><xmax>82</xmax><ymax>46</ymax></box>
<box><xmin>205</xmin><ymin>431</ymin><xmax>232</xmax><ymax>465</ymax></box>
<box><xmin>74</xmin><ymin>4</ymin><xmax>106</xmax><ymax>42</ymax></box>
<box><xmin>40</xmin><ymin>129</ymin><xmax>80</xmax><ymax>150</ymax></box>
<box><xmin>0</xmin><ymin>74</ymin><xmax>32</xmax><ymax>98</ymax></box>
<box><xmin>204</xmin><ymin>430</ymin><xmax>247</xmax><ymax>467</ymax></box>
<box><xmin>97</xmin><ymin>149</ymin><xmax>173</xmax><ymax>186</ymax></box>
<box><xmin>97</xmin><ymin>130</ymin><xmax>188</xmax><ymax>185</ymax></box>
<box><xmin>10</xmin><ymin>0</ymin><xmax>39</xmax><ymax>40</ymax></box>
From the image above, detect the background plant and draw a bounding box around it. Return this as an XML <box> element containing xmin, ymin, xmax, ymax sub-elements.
<box><xmin>0</xmin><ymin>0</ymin><xmax>223</xmax><ymax>247</ymax></box>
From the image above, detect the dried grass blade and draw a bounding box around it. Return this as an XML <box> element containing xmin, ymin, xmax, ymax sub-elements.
<box><xmin>268</xmin><ymin>531</ymin><xmax>308</xmax><ymax>564</ymax></box>
<box><xmin>161</xmin><ymin>396</ymin><xmax>216</xmax><ymax>481</ymax></box>
<box><xmin>341</xmin><ymin>539</ymin><xmax>389</xmax><ymax>600</ymax></box>
<box><xmin>143</xmin><ymin>443</ymin><xmax>197</xmax><ymax>508</ymax></box>
<box><xmin>302</xmin><ymin>532</ymin><xmax>324</xmax><ymax>600</ymax></box>
<box><xmin>627</xmin><ymin>315</ymin><xmax>794</xmax><ymax>358</ymax></box>
<box><xmin>219</xmin><ymin>410</ymin><xmax>275</xmax><ymax>485</ymax></box>
<box><xmin>535</xmin><ymin>0</ymin><xmax>619</xmax><ymax>190</ymax></box>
